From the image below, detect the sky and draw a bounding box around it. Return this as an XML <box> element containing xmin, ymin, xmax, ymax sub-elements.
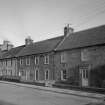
<box><xmin>0</xmin><ymin>0</ymin><xmax>105</xmax><ymax>46</ymax></box>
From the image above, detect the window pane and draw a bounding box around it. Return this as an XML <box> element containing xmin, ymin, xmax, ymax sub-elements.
<box><xmin>45</xmin><ymin>70</ymin><xmax>49</xmax><ymax>80</ymax></box>
<box><xmin>61</xmin><ymin>52</ymin><xmax>67</xmax><ymax>63</ymax></box>
<box><xmin>63</xmin><ymin>70</ymin><xmax>67</xmax><ymax>79</ymax></box>
<box><xmin>36</xmin><ymin>70</ymin><xmax>38</xmax><ymax>80</ymax></box>
<box><xmin>44</xmin><ymin>55</ymin><xmax>49</xmax><ymax>64</ymax></box>
<box><xmin>20</xmin><ymin>58</ymin><xmax>23</xmax><ymax>65</ymax></box>
<box><xmin>35</xmin><ymin>57</ymin><xmax>39</xmax><ymax>64</ymax></box>
<box><xmin>26</xmin><ymin>57</ymin><xmax>30</xmax><ymax>65</ymax></box>
<box><xmin>86</xmin><ymin>70</ymin><xmax>88</xmax><ymax>79</ymax></box>
<box><xmin>83</xmin><ymin>70</ymin><xmax>85</xmax><ymax>78</ymax></box>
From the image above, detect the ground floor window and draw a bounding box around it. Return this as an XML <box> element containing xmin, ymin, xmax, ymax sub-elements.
<box><xmin>8</xmin><ymin>70</ymin><xmax>12</xmax><ymax>76</ymax></box>
<box><xmin>45</xmin><ymin>70</ymin><xmax>49</xmax><ymax>80</ymax></box>
<box><xmin>26</xmin><ymin>70</ymin><xmax>30</xmax><ymax>80</ymax></box>
<box><xmin>35</xmin><ymin>70</ymin><xmax>38</xmax><ymax>80</ymax></box>
<box><xmin>5</xmin><ymin>70</ymin><xmax>7</xmax><ymax>75</ymax></box>
<box><xmin>21</xmin><ymin>70</ymin><xmax>25</xmax><ymax>76</ymax></box>
<box><xmin>61</xmin><ymin>70</ymin><xmax>67</xmax><ymax>80</ymax></box>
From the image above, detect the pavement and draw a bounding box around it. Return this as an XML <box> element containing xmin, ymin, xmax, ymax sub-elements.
<box><xmin>0</xmin><ymin>81</ymin><xmax>105</xmax><ymax>100</ymax></box>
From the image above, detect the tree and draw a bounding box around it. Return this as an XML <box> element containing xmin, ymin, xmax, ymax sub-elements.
<box><xmin>90</xmin><ymin>65</ymin><xmax>105</xmax><ymax>88</ymax></box>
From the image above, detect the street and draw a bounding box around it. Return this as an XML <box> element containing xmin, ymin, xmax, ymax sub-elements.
<box><xmin>0</xmin><ymin>83</ymin><xmax>98</xmax><ymax>105</ymax></box>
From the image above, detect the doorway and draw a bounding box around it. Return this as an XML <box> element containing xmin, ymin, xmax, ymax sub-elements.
<box><xmin>80</xmin><ymin>69</ymin><xmax>88</xmax><ymax>86</ymax></box>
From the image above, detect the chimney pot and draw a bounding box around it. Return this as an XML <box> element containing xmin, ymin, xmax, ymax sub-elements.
<box><xmin>25</xmin><ymin>36</ymin><xmax>33</xmax><ymax>45</ymax></box>
<box><xmin>64</xmin><ymin>24</ymin><xmax>74</xmax><ymax>37</ymax></box>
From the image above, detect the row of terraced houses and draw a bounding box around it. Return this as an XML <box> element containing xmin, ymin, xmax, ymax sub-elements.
<box><xmin>0</xmin><ymin>25</ymin><xmax>105</xmax><ymax>87</ymax></box>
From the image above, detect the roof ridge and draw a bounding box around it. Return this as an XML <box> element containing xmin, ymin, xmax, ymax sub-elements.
<box><xmin>32</xmin><ymin>35</ymin><xmax>63</xmax><ymax>45</ymax></box>
<box><xmin>56</xmin><ymin>24</ymin><xmax>105</xmax><ymax>51</ymax></box>
<box><xmin>17</xmin><ymin>35</ymin><xmax>64</xmax><ymax>57</ymax></box>
<box><xmin>73</xmin><ymin>24</ymin><xmax>105</xmax><ymax>36</ymax></box>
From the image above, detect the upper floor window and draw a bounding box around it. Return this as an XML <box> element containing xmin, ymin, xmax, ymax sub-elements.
<box><xmin>5</xmin><ymin>60</ymin><xmax>7</xmax><ymax>66</ymax></box>
<box><xmin>0</xmin><ymin>60</ymin><xmax>3</xmax><ymax>66</ymax></box>
<box><xmin>34</xmin><ymin>56</ymin><xmax>39</xmax><ymax>65</ymax></box>
<box><xmin>44</xmin><ymin>55</ymin><xmax>49</xmax><ymax>64</ymax></box>
<box><xmin>8</xmin><ymin>59</ymin><xmax>12</xmax><ymax>66</ymax></box>
<box><xmin>20</xmin><ymin>58</ymin><xmax>23</xmax><ymax>65</ymax></box>
<box><xmin>60</xmin><ymin>52</ymin><xmax>67</xmax><ymax>63</ymax></box>
<box><xmin>26</xmin><ymin>56</ymin><xmax>30</xmax><ymax>65</ymax></box>
<box><xmin>10</xmin><ymin>59</ymin><xmax>12</xmax><ymax>66</ymax></box>
<box><xmin>3</xmin><ymin>61</ymin><xmax>6</xmax><ymax>66</ymax></box>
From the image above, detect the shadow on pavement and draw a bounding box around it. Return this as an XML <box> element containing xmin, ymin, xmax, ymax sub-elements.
<box><xmin>86</xmin><ymin>103</ymin><xmax>105</xmax><ymax>105</ymax></box>
<box><xmin>0</xmin><ymin>100</ymin><xmax>17</xmax><ymax>105</ymax></box>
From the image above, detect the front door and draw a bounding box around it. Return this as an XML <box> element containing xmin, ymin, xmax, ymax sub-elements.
<box><xmin>80</xmin><ymin>69</ymin><xmax>88</xmax><ymax>87</ymax></box>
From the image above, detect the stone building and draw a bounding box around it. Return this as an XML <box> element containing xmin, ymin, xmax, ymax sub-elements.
<box><xmin>16</xmin><ymin>36</ymin><xmax>64</xmax><ymax>83</ymax></box>
<box><xmin>54</xmin><ymin>25</ymin><xmax>105</xmax><ymax>87</ymax></box>
<box><xmin>0</xmin><ymin>45</ymin><xmax>25</xmax><ymax>77</ymax></box>
<box><xmin>0</xmin><ymin>25</ymin><xmax>105</xmax><ymax>88</ymax></box>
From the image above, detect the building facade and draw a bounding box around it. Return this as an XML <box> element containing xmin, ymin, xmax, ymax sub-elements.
<box><xmin>16</xmin><ymin>36</ymin><xmax>64</xmax><ymax>83</ymax></box>
<box><xmin>0</xmin><ymin>45</ymin><xmax>25</xmax><ymax>78</ymax></box>
<box><xmin>0</xmin><ymin>25</ymin><xmax>105</xmax><ymax>87</ymax></box>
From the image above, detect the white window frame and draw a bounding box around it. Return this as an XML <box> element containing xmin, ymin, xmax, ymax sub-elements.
<box><xmin>34</xmin><ymin>56</ymin><xmax>39</xmax><ymax>65</ymax></box>
<box><xmin>60</xmin><ymin>52</ymin><xmax>67</xmax><ymax>63</ymax></box>
<box><xmin>20</xmin><ymin>58</ymin><xmax>23</xmax><ymax>65</ymax></box>
<box><xmin>26</xmin><ymin>57</ymin><xmax>30</xmax><ymax>65</ymax></box>
<box><xmin>45</xmin><ymin>70</ymin><xmax>49</xmax><ymax>80</ymax></box>
<box><xmin>44</xmin><ymin>55</ymin><xmax>49</xmax><ymax>64</ymax></box>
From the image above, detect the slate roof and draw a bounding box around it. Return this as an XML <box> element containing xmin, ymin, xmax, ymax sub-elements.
<box><xmin>55</xmin><ymin>25</ymin><xmax>105</xmax><ymax>51</ymax></box>
<box><xmin>0</xmin><ymin>50</ymin><xmax>7</xmax><ymax>59</ymax></box>
<box><xmin>1</xmin><ymin>45</ymin><xmax>25</xmax><ymax>59</ymax></box>
<box><xmin>17</xmin><ymin>36</ymin><xmax>63</xmax><ymax>57</ymax></box>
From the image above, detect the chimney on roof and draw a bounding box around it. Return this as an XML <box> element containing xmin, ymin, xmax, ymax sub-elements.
<box><xmin>64</xmin><ymin>24</ymin><xmax>74</xmax><ymax>37</ymax></box>
<box><xmin>0</xmin><ymin>40</ymin><xmax>14</xmax><ymax>51</ymax></box>
<box><xmin>25</xmin><ymin>36</ymin><xmax>33</xmax><ymax>45</ymax></box>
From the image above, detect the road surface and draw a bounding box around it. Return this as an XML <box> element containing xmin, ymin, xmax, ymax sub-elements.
<box><xmin>0</xmin><ymin>83</ymin><xmax>98</xmax><ymax>105</ymax></box>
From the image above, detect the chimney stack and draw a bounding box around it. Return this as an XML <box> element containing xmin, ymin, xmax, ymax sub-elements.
<box><xmin>0</xmin><ymin>40</ymin><xmax>14</xmax><ymax>51</ymax></box>
<box><xmin>25</xmin><ymin>36</ymin><xmax>33</xmax><ymax>45</ymax></box>
<box><xmin>64</xmin><ymin>24</ymin><xmax>74</xmax><ymax>37</ymax></box>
